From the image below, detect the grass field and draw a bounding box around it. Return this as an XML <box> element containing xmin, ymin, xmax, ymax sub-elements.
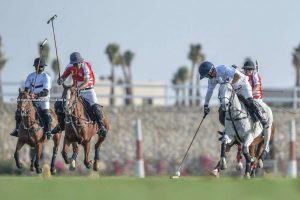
<box><xmin>0</xmin><ymin>175</ymin><xmax>300</xmax><ymax>200</ymax></box>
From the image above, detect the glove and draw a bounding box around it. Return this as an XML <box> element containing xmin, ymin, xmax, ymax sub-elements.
<box><xmin>204</xmin><ymin>105</ymin><xmax>210</xmax><ymax>115</ymax></box>
<box><xmin>57</xmin><ymin>77</ymin><xmax>64</xmax><ymax>85</ymax></box>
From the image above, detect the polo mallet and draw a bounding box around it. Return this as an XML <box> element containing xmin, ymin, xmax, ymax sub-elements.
<box><xmin>170</xmin><ymin>113</ymin><xmax>208</xmax><ymax>179</ymax></box>
<box><xmin>31</xmin><ymin>38</ymin><xmax>48</xmax><ymax>92</ymax></box>
<box><xmin>47</xmin><ymin>14</ymin><xmax>61</xmax><ymax>78</ymax></box>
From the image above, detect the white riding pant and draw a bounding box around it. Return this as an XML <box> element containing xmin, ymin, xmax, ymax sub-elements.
<box><xmin>79</xmin><ymin>88</ymin><xmax>98</xmax><ymax>106</ymax></box>
<box><xmin>233</xmin><ymin>78</ymin><xmax>252</xmax><ymax>99</ymax></box>
<box><xmin>33</xmin><ymin>96</ymin><xmax>50</xmax><ymax>110</ymax></box>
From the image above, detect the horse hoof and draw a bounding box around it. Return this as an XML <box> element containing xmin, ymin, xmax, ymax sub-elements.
<box><xmin>17</xmin><ymin>163</ymin><xmax>23</xmax><ymax>169</ymax></box>
<box><xmin>93</xmin><ymin>161</ymin><xmax>99</xmax><ymax>171</ymax></box>
<box><xmin>36</xmin><ymin>167</ymin><xmax>42</xmax><ymax>174</ymax></box>
<box><xmin>84</xmin><ymin>160</ymin><xmax>92</xmax><ymax>169</ymax></box>
<box><xmin>236</xmin><ymin>162</ymin><xmax>243</xmax><ymax>171</ymax></box>
<box><xmin>257</xmin><ymin>159</ymin><xmax>264</xmax><ymax>168</ymax></box>
<box><xmin>210</xmin><ymin>169</ymin><xmax>220</xmax><ymax>177</ymax></box>
<box><xmin>244</xmin><ymin>172</ymin><xmax>251</xmax><ymax>179</ymax></box>
<box><xmin>50</xmin><ymin>168</ymin><xmax>56</xmax><ymax>175</ymax></box>
<box><xmin>30</xmin><ymin>165</ymin><xmax>34</xmax><ymax>172</ymax></box>
<box><xmin>69</xmin><ymin>159</ymin><xmax>76</xmax><ymax>171</ymax></box>
<box><xmin>220</xmin><ymin>158</ymin><xmax>227</xmax><ymax>170</ymax></box>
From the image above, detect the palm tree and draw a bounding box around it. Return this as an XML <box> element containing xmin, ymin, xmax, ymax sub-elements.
<box><xmin>188</xmin><ymin>44</ymin><xmax>203</xmax><ymax>106</ymax></box>
<box><xmin>171</xmin><ymin>73</ymin><xmax>180</xmax><ymax>106</ymax></box>
<box><xmin>121</xmin><ymin>50</ymin><xmax>134</xmax><ymax>105</ymax></box>
<box><xmin>105</xmin><ymin>43</ymin><xmax>121</xmax><ymax>106</ymax></box>
<box><xmin>176</xmin><ymin>66</ymin><xmax>189</xmax><ymax>106</ymax></box>
<box><xmin>0</xmin><ymin>36</ymin><xmax>7</xmax><ymax>105</ymax></box>
<box><xmin>292</xmin><ymin>44</ymin><xmax>300</xmax><ymax>87</ymax></box>
<box><xmin>51</xmin><ymin>59</ymin><xmax>60</xmax><ymax>81</ymax></box>
<box><xmin>38</xmin><ymin>41</ymin><xmax>50</xmax><ymax>63</ymax></box>
<box><xmin>195</xmin><ymin>53</ymin><xmax>205</xmax><ymax>106</ymax></box>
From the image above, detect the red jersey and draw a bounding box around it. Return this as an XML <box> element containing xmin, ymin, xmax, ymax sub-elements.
<box><xmin>248</xmin><ymin>72</ymin><xmax>263</xmax><ymax>99</ymax></box>
<box><xmin>62</xmin><ymin>61</ymin><xmax>95</xmax><ymax>88</ymax></box>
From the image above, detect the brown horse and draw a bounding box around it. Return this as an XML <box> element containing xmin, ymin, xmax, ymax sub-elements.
<box><xmin>61</xmin><ymin>87</ymin><xmax>109</xmax><ymax>171</ymax></box>
<box><xmin>212</xmin><ymin>123</ymin><xmax>276</xmax><ymax>177</ymax></box>
<box><xmin>14</xmin><ymin>89</ymin><xmax>62</xmax><ymax>174</ymax></box>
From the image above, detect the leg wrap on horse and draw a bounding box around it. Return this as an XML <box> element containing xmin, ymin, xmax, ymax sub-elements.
<box><xmin>10</xmin><ymin>110</ymin><xmax>21</xmax><ymax>137</ymax></box>
<box><xmin>42</xmin><ymin>109</ymin><xmax>52</xmax><ymax>139</ymax></box>
<box><xmin>54</xmin><ymin>101</ymin><xmax>65</xmax><ymax>132</ymax></box>
<box><xmin>247</xmin><ymin>98</ymin><xmax>268</xmax><ymax>128</ymax></box>
<box><xmin>92</xmin><ymin>104</ymin><xmax>107</xmax><ymax>137</ymax></box>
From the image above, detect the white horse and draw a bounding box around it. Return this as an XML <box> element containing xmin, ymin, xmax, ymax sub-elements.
<box><xmin>218</xmin><ymin>82</ymin><xmax>273</xmax><ymax>178</ymax></box>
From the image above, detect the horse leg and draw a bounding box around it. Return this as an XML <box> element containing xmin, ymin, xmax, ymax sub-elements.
<box><xmin>50</xmin><ymin>133</ymin><xmax>61</xmax><ymax>175</ymax></box>
<box><xmin>220</xmin><ymin>134</ymin><xmax>235</xmax><ymax>170</ymax></box>
<box><xmin>93</xmin><ymin>136</ymin><xmax>105</xmax><ymax>171</ymax></box>
<box><xmin>34</xmin><ymin>143</ymin><xmax>43</xmax><ymax>174</ymax></box>
<box><xmin>69</xmin><ymin>143</ymin><xmax>79</xmax><ymax>171</ymax></box>
<box><xmin>242</xmin><ymin>135</ymin><xmax>254</xmax><ymax>179</ymax></box>
<box><xmin>61</xmin><ymin>138</ymin><xmax>71</xmax><ymax>164</ymax></box>
<box><xmin>83</xmin><ymin>142</ymin><xmax>92</xmax><ymax>169</ymax></box>
<box><xmin>260</xmin><ymin>126</ymin><xmax>272</xmax><ymax>162</ymax></box>
<box><xmin>235</xmin><ymin>143</ymin><xmax>243</xmax><ymax>171</ymax></box>
<box><xmin>14</xmin><ymin>140</ymin><xmax>25</xmax><ymax>169</ymax></box>
<box><xmin>30</xmin><ymin>148</ymin><xmax>36</xmax><ymax>171</ymax></box>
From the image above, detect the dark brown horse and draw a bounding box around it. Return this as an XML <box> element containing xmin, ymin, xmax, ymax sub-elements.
<box><xmin>14</xmin><ymin>89</ymin><xmax>62</xmax><ymax>174</ymax></box>
<box><xmin>212</xmin><ymin>123</ymin><xmax>276</xmax><ymax>177</ymax></box>
<box><xmin>61</xmin><ymin>87</ymin><xmax>109</xmax><ymax>171</ymax></box>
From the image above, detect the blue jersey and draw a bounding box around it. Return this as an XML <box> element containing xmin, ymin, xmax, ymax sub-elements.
<box><xmin>204</xmin><ymin>65</ymin><xmax>246</xmax><ymax>106</ymax></box>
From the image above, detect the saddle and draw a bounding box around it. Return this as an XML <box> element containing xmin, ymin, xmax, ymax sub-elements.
<box><xmin>32</xmin><ymin>102</ymin><xmax>45</xmax><ymax>128</ymax></box>
<box><xmin>80</xmin><ymin>97</ymin><xmax>97</xmax><ymax>122</ymax></box>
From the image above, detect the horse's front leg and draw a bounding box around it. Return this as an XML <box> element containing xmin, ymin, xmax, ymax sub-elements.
<box><xmin>83</xmin><ymin>142</ymin><xmax>92</xmax><ymax>169</ymax></box>
<box><xmin>50</xmin><ymin>133</ymin><xmax>62</xmax><ymax>175</ymax></box>
<box><xmin>14</xmin><ymin>140</ymin><xmax>25</xmax><ymax>169</ymax></box>
<box><xmin>220</xmin><ymin>134</ymin><xmax>235</xmax><ymax>170</ymax></box>
<box><xmin>69</xmin><ymin>142</ymin><xmax>79</xmax><ymax>171</ymax></box>
<box><xmin>235</xmin><ymin>143</ymin><xmax>243</xmax><ymax>171</ymax></box>
<box><xmin>30</xmin><ymin>148</ymin><xmax>36</xmax><ymax>171</ymax></box>
<box><xmin>61</xmin><ymin>138</ymin><xmax>71</xmax><ymax>165</ymax></box>
<box><xmin>242</xmin><ymin>135</ymin><xmax>254</xmax><ymax>179</ymax></box>
<box><xmin>93</xmin><ymin>136</ymin><xmax>106</xmax><ymax>171</ymax></box>
<box><xmin>34</xmin><ymin>143</ymin><xmax>43</xmax><ymax>174</ymax></box>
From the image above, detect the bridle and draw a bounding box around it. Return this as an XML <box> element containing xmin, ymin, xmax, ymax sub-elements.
<box><xmin>17</xmin><ymin>92</ymin><xmax>41</xmax><ymax>132</ymax></box>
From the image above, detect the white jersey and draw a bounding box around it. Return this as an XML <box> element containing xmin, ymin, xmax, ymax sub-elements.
<box><xmin>24</xmin><ymin>72</ymin><xmax>51</xmax><ymax>109</ymax></box>
<box><xmin>204</xmin><ymin>64</ymin><xmax>252</xmax><ymax>106</ymax></box>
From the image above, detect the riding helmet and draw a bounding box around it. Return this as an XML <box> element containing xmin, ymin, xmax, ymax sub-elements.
<box><xmin>242</xmin><ymin>60</ymin><xmax>255</xmax><ymax>70</ymax></box>
<box><xmin>33</xmin><ymin>57</ymin><xmax>47</xmax><ymax>67</ymax></box>
<box><xmin>199</xmin><ymin>61</ymin><xmax>214</xmax><ymax>79</ymax></box>
<box><xmin>70</xmin><ymin>52</ymin><xmax>84</xmax><ymax>64</ymax></box>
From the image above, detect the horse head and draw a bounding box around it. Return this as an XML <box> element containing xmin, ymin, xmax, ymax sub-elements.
<box><xmin>64</xmin><ymin>86</ymin><xmax>80</xmax><ymax>116</ymax></box>
<box><xmin>218</xmin><ymin>82</ymin><xmax>235</xmax><ymax>112</ymax></box>
<box><xmin>17</xmin><ymin>89</ymin><xmax>34</xmax><ymax>117</ymax></box>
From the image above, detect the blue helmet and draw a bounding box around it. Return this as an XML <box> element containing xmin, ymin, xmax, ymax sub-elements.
<box><xmin>70</xmin><ymin>52</ymin><xmax>84</xmax><ymax>64</ymax></box>
<box><xmin>199</xmin><ymin>61</ymin><xmax>214</xmax><ymax>79</ymax></box>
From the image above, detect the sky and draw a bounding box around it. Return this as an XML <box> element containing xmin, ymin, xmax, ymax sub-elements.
<box><xmin>1</xmin><ymin>0</ymin><xmax>300</xmax><ymax>96</ymax></box>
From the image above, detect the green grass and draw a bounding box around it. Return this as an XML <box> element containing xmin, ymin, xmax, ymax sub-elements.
<box><xmin>0</xmin><ymin>176</ymin><xmax>300</xmax><ymax>200</ymax></box>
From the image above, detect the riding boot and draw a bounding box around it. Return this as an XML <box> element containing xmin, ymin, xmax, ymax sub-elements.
<box><xmin>10</xmin><ymin>110</ymin><xmax>21</xmax><ymax>137</ymax></box>
<box><xmin>52</xmin><ymin>101</ymin><xmax>66</xmax><ymax>135</ymax></box>
<box><xmin>92</xmin><ymin>104</ymin><xmax>107</xmax><ymax>137</ymax></box>
<box><xmin>42</xmin><ymin>109</ymin><xmax>52</xmax><ymax>140</ymax></box>
<box><xmin>247</xmin><ymin>98</ymin><xmax>268</xmax><ymax>128</ymax></box>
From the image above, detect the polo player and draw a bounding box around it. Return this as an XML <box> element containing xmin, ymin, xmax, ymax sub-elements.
<box><xmin>52</xmin><ymin>52</ymin><xmax>107</xmax><ymax>138</ymax></box>
<box><xmin>10</xmin><ymin>57</ymin><xmax>52</xmax><ymax>140</ymax></box>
